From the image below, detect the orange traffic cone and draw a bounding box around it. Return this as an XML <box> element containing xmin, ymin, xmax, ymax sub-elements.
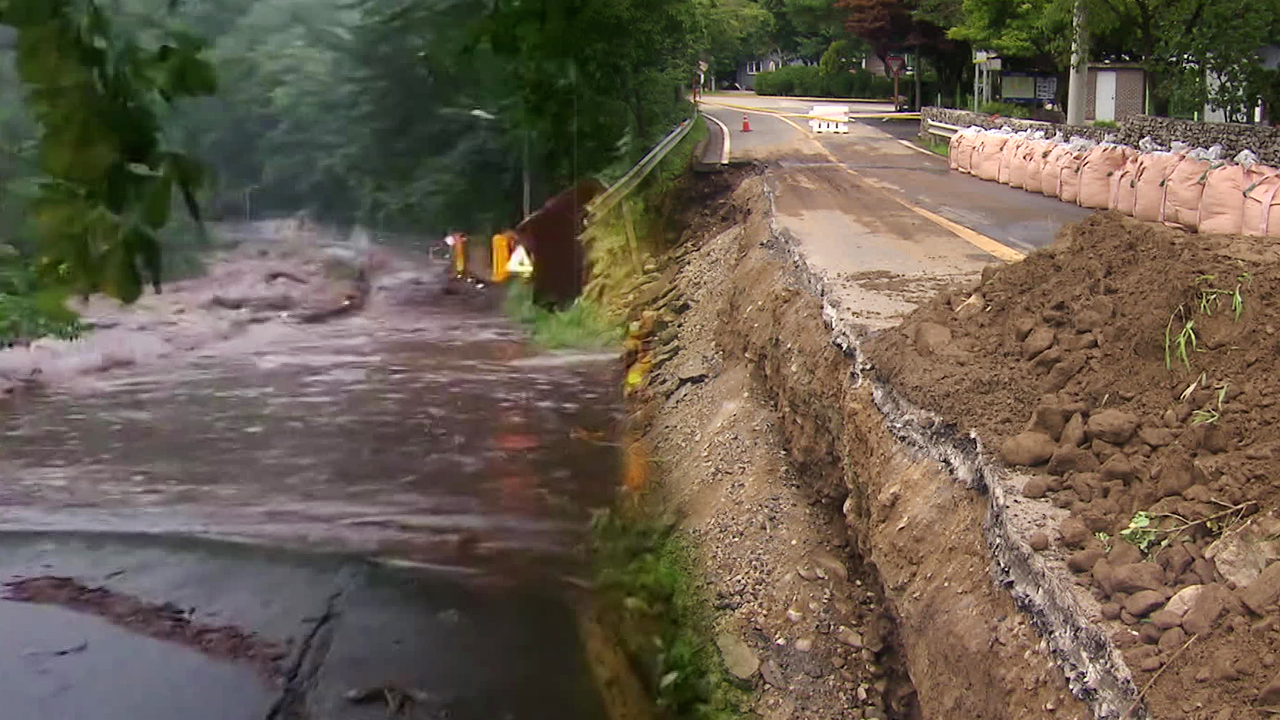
<box><xmin>742</xmin><ymin>114</ymin><xmax>752</xmax><ymax>133</ymax></box>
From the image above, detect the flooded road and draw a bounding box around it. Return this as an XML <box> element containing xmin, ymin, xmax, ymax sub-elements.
<box><xmin>0</xmin><ymin>265</ymin><xmax>626</xmax><ymax>720</ymax></box>
<box><xmin>1</xmin><ymin>305</ymin><xmax>622</xmax><ymax>576</ymax></box>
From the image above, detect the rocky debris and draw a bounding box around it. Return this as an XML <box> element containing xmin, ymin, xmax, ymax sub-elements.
<box><xmin>716</xmin><ymin>632</ymin><xmax>760</xmax><ymax>681</ymax></box>
<box><xmin>1110</xmin><ymin>563</ymin><xmax>1165</xmax><ymax>594</ymax></box>
<box><xmin>1001</xmin><ymin>432</ymin><xmax>1056</xmax><ymax>466</ymax></box>
<box><xmin>624</xmin><ymin>179</ymin><xmax>918</xmax><ymax>720</ymax></box>
<box><xmin>1085</xmin><ymin>410</ymin><xmax>1139</xmax><ymax>445</ymax></box>
<box><xmin>863</xmin><ymin>212</ymin><xmax>1280</xmax><ymax>715</ymax></box>
<box><xmin>913</xmin><ymin>322</ymin><xmax>952</xmax><ymax>355</ymax></box>
<box><xmin>1021</xmin><ymin>327</ymin><xmax>1055</xmax><ymax>359</ymax></box>
<box><xmin>1182</xmin><ymin>584</ymin><xmax>1231</xmax><ymax>635</ymax></box>
<box><xmin>1258</xmin><ymin>671</ymin><xmax>1280</xmax><ymax>706</ymax></box>
<box><xmin>1123</xmin><ymin>590</ymin><xmax>1165</xmax><ymax>617</ymax></box>
<box><xmin>1239</xmin><ymin>562</ymin><xmax>1280</xmax><ymax>616</ymax></box>
<box><xmin>1205</xmin><ymin>513</ymin><xmax>1280</xmax><ymax>589</ymax></box>
<box><xmin>3</xmin><ymin>576</ymin><xmax>286</xmax><ymax>678</ymax></box>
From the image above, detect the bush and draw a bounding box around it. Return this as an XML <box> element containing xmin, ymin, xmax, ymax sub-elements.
<box><xmin>979</xmin><ymin>101</ymin><xmax>1036</xmax><ymax>119</ymax></box>
<box><xmin>504</xmin><ymin>280</ymin><xmax>621</xmax><ymax>349</ymax></box>
<box><xmin>754</xmin><ymin>66</ymin><xmax>894</xmax><ymax>99</ymax></box>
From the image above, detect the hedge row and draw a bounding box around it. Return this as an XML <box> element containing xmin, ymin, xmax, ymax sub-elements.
<box><xmin>753</xmin><ymin>66</ymin><xmax>895</xmax><ymax>99</ymax></box>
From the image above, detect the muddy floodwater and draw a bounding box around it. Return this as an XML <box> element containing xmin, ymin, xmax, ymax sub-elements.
<box><xmin>0</xmin><ymin>279</ymin><xmax>624</xmax><ymax>719</ymax></box>
<box><xmin>1</xmin><ymin>309</ymin><xmax>621</xmax><ymax>574</ymax></box>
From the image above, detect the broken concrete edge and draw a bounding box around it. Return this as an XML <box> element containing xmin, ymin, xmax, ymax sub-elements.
<box><xmin>757</xmin><ymin>169</ymin><xmax>1143</xmax><ymax>720</ymax></box>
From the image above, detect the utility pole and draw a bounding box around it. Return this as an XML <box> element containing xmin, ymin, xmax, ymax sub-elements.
<box><xmin>1066</xmin><ymin>0</ymin><xmax>1089</xmax><ymax>125</ymax></box>
<box><xmin>522</xmin><ymin>131</ymin><xmax>531</xmax><ymax>219</ymax></box>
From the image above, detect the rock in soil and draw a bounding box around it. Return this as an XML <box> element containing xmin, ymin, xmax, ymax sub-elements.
<box><xmin>716</xmin><ymin>632</ymin><xmax>760</xmax><ymax>681</ymax></box>
<box><xmin>864</xmin><ymin>212</ymin><xmax>1280</xmax><ymax>720</ymax></box>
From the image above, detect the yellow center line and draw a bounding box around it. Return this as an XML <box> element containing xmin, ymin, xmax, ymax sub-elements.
<box><xmin>719</xmin><ymin>102</ymin><xmax>1026</xmax><ymax>264</ymax></box>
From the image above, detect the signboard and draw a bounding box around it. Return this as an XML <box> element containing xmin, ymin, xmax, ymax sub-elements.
<box><xmin>886</xmin><ymin>56</ymin><xmax>906</xmax><ymax>77</ymax></box>
<box><xmin>1001</xmin><ymin>72</ymin><xmax>1058</xmax><ymax>102</ymax></box>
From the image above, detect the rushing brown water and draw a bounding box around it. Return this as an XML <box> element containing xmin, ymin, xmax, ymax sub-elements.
<box><xmin>0</xmin><ymin>294</ymin><xmax>623</xmax><ymax>581</ymax></box>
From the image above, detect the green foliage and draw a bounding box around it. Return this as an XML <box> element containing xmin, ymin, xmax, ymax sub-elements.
<box><xmin>591</xmin><ymin>510</ymin><xmax>745</xmax><ymax>720</ymax></box>
<box><xmin>1092</xmin><ymin>119</ymin><xmax>1119</xmax><ymax>129</ymax></box>
<box><xmin>1</xmin><ymin>0</ymin><xmax>216</xmax><ymax>302</ymax></box>
<box><xmin>505</xmin><ymin>281</ymin><xmax>621</xmax><ymax>350</ymax></box>
<box><xmin>762</xmin><ymin>0</ymin><xmax>846</xmax><ymax>61</ymax></box>
<box><xmin>754</xmin><ymin>65</ymin><xmax>894</xmax><ymax>98</ymax></box>
<box><xmin>915</xmin><ymin>136</ymin><xmax>951</xmax><ymax>157</ymax></box>
<box><xmin>979</xmin><ymin>101</ymin><xmax>1035</xmax><ymax>118</ymax></box>
<box><xmin>0</xmin><ymin>257</ymin><xmax>81</xmax><ymax>345</ymax></box>
<box><xmin>703</xmin><ymin>0</ymin><xmax>776</xmax><ymax>79</ymax></box>
<box><xmin>1119</xmin><ymin>511</ymin><xmax>1165</xmax><ymax>554</ymax></box>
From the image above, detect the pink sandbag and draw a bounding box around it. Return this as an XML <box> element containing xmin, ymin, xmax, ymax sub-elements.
<box><xmin>998</xmin><ymin>137</ymin><xmax>1025</xmax><ymax>185</ymax></box>
<box><xmin>948</xmin><ymin>131</ymin><xmax>965</xmax><ymax>171</ymax></box>
<box><xmin>1243</xmin><ymin>166</ymin><xmax>1280</xmax><ymax>237</ymax></box>
<box><xmin>1197</xmin><ymin>164</ymin><xmax>1250</xmax><ymax>235</ymax></box>
<box><xmin>973</xmin><ymin>134</ymin><xmax>1009</xmax><ymax>181</ymax></box>
<box><xmin>1111</xmin><ymin>154</ymin><xmax>1142</xmax><ymax>215</ymax></box>
<box><xmin>1024</xmin><ymin>140</ymin><xmax>1055</xmax><ymax>193</ymax></box>
<box><xmin>1079</xmin><ymin>145</ymin><xmax>1132</xmax><ymax>209</ymax></box>
<box><xmin>1007</xmin><ymin>140</ymin><xmax>1034</xmax><ymax>188</ymax></box>
<box><xmin>1041</xmin><ymin>145</ymin><xmax>1073</xmax><ymax>198</ymax></box>
<box><xmin>954</xmin><ymin>130</ymin><xmax>981</xmax><ymax>174</ymax></box>
<box><xmin>1162</xmin><ymin>156</ymin><xmax>1213</xmax><ymax>230</ymax></box>
<box><xmin>1132</xmin><ymin>153</ymin><xmax>1182</xmax><ymax>223</ymax></box>
<box><xmin>1058</xmin><ymin>150</ymin><xmax>1090</xmax><ymax>204</ymax></box>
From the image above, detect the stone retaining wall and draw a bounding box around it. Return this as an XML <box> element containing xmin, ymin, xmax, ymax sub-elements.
<box><xmin>920</xmin><ymin>107</ymin><xmax>1280</xmax><ymax>165</ymax></box>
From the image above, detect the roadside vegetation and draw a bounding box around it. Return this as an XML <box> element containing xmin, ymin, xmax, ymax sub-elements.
<box><xmin>505</xmin><ymin>282</ymin><xmax>621</xmax><ymax>350</ymax></box>
<box><xmin>590</xmin><ymin>508</ymin><xmax>746</xmax><ymax>720</ymax></box>
<box><xmin>915</xmin><ymin>136</ymin><xmax>951</xmax><ymax>157</ymax></box>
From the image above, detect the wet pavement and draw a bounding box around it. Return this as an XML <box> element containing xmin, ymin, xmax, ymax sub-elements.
<box><xmin>701</xmin><ymin>96</ymin><xmax>1092</xmax><ymax>253</ymax></box>
<box><xmin>0</xmin><ymin>276</ymin><xmax>622</xmax><ymax>718</ymax></box>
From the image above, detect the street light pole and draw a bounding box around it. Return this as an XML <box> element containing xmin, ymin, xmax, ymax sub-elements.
<box><xmin>522</xmin><ymin>131</ymin><xmax>531</xmax><ymax>220</ymax></box>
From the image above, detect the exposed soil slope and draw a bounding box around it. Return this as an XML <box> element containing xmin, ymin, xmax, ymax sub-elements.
<box><xmin>867</xmin><ymin>212</ymin><xmax>1280</xmax><ymax>719</ymax></box>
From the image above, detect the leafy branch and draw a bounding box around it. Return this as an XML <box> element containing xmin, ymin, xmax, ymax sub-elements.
<box><xmin>0</xmin><ymin>0</ymin><xmax>216</xmax><ymax>302</ymax></box>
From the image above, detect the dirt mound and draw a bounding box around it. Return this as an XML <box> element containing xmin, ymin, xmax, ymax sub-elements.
<box><xmin>867</xmin><ymin>212</ymin><xmax>1280</xmax><ymax>718</ymax></box>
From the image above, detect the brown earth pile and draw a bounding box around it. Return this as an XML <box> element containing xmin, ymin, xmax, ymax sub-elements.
<box><xmin>867</xmin><ymin>211</ymin><xmax>1280</xmax><ymax>718</ymax></box>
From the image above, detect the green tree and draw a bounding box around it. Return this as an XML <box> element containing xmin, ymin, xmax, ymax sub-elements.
<box><xmin>1</xmin><ymin>0</ymin><xmax>215</xmax><ymax>302</ymax></box>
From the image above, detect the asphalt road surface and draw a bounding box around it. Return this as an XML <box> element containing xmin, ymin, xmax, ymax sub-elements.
<box><xmin>699</xmin><ymin>93</ymin><xmax>1095</xmax><ymax>330</ymax></box>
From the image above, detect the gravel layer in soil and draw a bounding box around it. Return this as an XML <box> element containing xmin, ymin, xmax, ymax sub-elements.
<box><xmin>867</xmin><ymin>211</ymin><xmax>1280</xmax><ymax>719</ymax></box>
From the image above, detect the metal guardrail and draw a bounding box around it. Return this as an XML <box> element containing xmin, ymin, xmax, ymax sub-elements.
<box><xmin>586</xmin><ymin>109</ymin><xmax>698</xmax><ymax>221</ymax></box>
<box><xmin>925</xmin><ymin>119</ymin><xmax>963</xmax><ymax>139</ymax></box>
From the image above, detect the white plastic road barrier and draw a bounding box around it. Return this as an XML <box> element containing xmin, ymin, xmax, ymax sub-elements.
<box><xmin>809</xmin><ymin>105</ymin><xmax>850</xmax><ymax>134</ymax></box>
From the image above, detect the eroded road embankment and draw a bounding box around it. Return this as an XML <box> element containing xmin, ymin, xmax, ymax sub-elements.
<box><xmin>627</xmin><ymin>170</ymin><xmax>1133</xmax><ymax>719</ymax></box>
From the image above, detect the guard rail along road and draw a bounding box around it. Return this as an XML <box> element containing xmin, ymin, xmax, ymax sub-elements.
<box><xmin>586</xmin><ymin>107</ymin><xmax>698</xmax><ymax>224</ymax></box>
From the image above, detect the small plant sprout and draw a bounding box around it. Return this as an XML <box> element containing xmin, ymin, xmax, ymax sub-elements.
<box><xmin>1120</xmin><ymin>512</ymin><xmax>1165</xmax><ymax>553</ymax></box>
<box><xmin>1191</xmin><ymin>408</ymin><xmax>1220</xmax><ymax>426</ymax></box>
<box><xmin>1164</xmin><ymin>305</ymin><xmax>1197</xmax><ymax>370</ymax></box>
<box><xmin>1121</xmin><ymin>501</ymin><xmax>1257</xmax><ymax>555</ymax></box>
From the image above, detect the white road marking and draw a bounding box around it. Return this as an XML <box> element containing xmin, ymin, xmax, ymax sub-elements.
<box><xmin>700</xmin><ymin>111</ymin><xmax>731</xmax><ymax>165</ymax></box>
<box><xmin>897</xmin><ymin>139</ymin><xmax>943</xmax><ymax>159</ymax></box>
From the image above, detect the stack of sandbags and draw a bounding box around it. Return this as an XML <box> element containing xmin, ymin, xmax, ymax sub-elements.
<box><xmin>998</xmin><ymin>131</ymin><xmax>1030</xmax><ymax>185</ymax></box>
<box><xmin>1004</xmin><ymin>131</ymin><xmax>1042</xmax><ymax>188</ymax></box>
<box><xmin>950</xmin><ymin>127</ymin><xmax>985</xmax><ymax>174</ymax></box>
<box><xmin>1197</xmin><ymin>151</ymin><xmax>1257</xmax><ymax>235</ymax></box>
<box><xmin>1243</xmin><ymin>165</ymin><xmax>1280</xmax><ymax>237</ymax></box>
<box><xmin>1041</xmin><ymin>142</ymin><xmax>1075</xmax><ymax>198</ymax></box>
<box><xmin>1079</xmin><ymin>143</ymin><xmax>1133</xmax><ymax>209</ymax></box>
<box><xmin>1162</xmin><ymin>145</ymin><xmax>1225</xmax><ymax>230</ymax></box>
<box><xmin>1132</xmin><ymin>149</ymin><xmax>1184</xmax><ymax>223</ymax></box>
<box><xmin>1023</xmin><ymin>134</ymin><xmax>1063</xmax><ymax>194</ymax></box>
<box><xmin>942</xmin><ymin>126</ymin><xmax>1279</xmax><ymax>237</ymax></box>
<box><xmin>973</xmin><ymin>131</ymin><xmax>1012</xmax><ymax>181</ymax></box>
<box><xmin>1055</xmin><ymin>137</ymin><xmax>1099</xmax><ymax>205</ymax></box>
